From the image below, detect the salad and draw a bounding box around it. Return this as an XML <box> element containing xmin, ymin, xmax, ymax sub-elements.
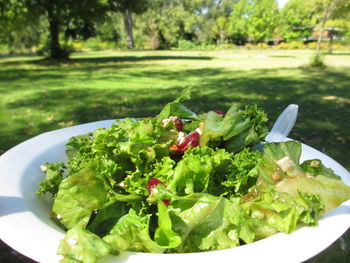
<box><xmin>38</xmin><ymin>89</ymin><xmax>350</xmax><ymax>263</ymax></box>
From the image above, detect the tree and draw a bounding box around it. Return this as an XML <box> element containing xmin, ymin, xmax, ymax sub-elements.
<box><xmin>136</xmin><ymin>0</ymin><xmax>204</xmax><ymax>49</ymax></box>
<box><xmin>207</xmin><ymin>0</ymin><xmax>238</xmax><ymax>44</ymax></box>
<box><xmin>280</xmin><ymin>0</ymin><xmax>315</xmax><ymax>42</ymax></box>
<box><xmin>3</xmin><ymin>0</ymin><xmax>109</xmax><ymax>59</ymax></box>
<box><xmin>229</xmin><ymin>0</ymin><xmax>280</xmax><ymax>44</ymax></box>
<box><xmin>0</xmin><ymin>0</ymin><xmax>44</xmax><ymax>50</ymax></box>
<box><xmin>279</xmin><ymin>0</ymin><xmax>350</xmax><ymax>53</ymax></box>
<box><xmin>315</xmin><ymin>0</ymin><xmax>350</xmax><ymax>56</ymax></box>
<box><xmin>212</xmin><ymin>16</ymin><xmax>230</xmax><ymax>44</ymax></box>
<box><xmin>195</xmin><ymin>0</ymin><xmax>238</xmax><ymax>44</ymax></box>
<box><xmin>312</xmin><ymin>0</ymin><xmax>350</xmax><ymax>55</ymax></box>
<box><xmin>109</xmin><ymin>0</ymin><xmax>149</xmax><ymax>49</ymax></box>
<box><xmin>134</xmin><ymin>0</ymin><xmax>239</xmax><ymax>48</ymax></box>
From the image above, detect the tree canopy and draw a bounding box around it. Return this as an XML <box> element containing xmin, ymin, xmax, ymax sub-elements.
<box><xmin>1</xmin><ymin>0</ymin><xmax>349</xmax><ymax>58</ymax></box>
<box><xmin>229</xmin><ymin>0</ymin><xmax>280</xmax><ymax>44</ymax></box>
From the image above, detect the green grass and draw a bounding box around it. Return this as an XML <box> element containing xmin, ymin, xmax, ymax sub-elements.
<box><xmin>0</xmin><ymin>49</ymin><xmax>349</xmax><ymax>171</ymax></box>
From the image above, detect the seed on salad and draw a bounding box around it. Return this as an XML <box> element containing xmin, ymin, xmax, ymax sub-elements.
<box><xmin>40</xmin><ymin>165</ymin><xmax>47</xmax><ymax>172</ymax></box>
<box><xmin>272</xmin><ymin>172</ymin><xmax>281</xmax><ymax>181</ymax></box>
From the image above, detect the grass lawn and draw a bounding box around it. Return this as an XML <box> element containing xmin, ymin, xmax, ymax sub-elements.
<box><xmin>0</xmin><ymin>49</ymin><xmax>349</xmax><ymax>262</ymax></box>
<box><xmin>1</xmin><ymin>49</ymin><xmax>349</xmax><ymax>170</ymax></box>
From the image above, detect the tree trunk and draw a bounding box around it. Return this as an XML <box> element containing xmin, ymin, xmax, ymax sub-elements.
<box><xmin>49</xmin><ymin>16</ymin><xmax>62</xmax><ymax>59</ymax></box>
<box><xmin>315</xmin><ymin>17</ymin><xmax>326</xmax><ymax>57</ymax></box>
<box><xmin>47</xmin><ymin>3</ymin><xmax>64</xmax><ymax>59</ymax></box>
<box><xmin>123</xmin><ymin>9</ymin><xmax>134</xmax><ymax>49</ymax></box>
<box><xmin>328</xmin><ymin>29</ymin><xmax>334</xmax><ymax>54</ymax></box>
<box><xmin>316</xmin><ymin>0</ymin><xmax>345</xmax><ymax>57</ymax></box>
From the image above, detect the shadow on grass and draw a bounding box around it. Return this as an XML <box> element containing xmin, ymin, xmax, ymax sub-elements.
<box><xmin>327</xmin><ymin>52</ymin><xmax>350</xmax><ymax>56</ymax></box>
<box><xmin>0</xmin><ymin>55</ymin><xmax>213</xmax><ymax>67</ymax></box>
<box><xmin>0</xmin><ymin>55</ymin><xmax>214</xmax><ymax>92</ymax></box>
<box><xmin>268</xmin><ymin>55</ymin><xmax>297</xmax><ymax>58</ymax></box>
<box><xmin>2</xmin><ymin>65</ymin><xmax>349</xmax><ymax>170</ymax></box>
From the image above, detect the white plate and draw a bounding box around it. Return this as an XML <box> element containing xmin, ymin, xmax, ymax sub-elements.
<box><xmin>0</xmin><ymin>120</ymin><xmax>349</xmax><ymax>263</ymax></box>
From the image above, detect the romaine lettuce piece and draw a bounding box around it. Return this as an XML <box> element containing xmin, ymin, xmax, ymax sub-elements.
<box><xmin>257</xmin><ymin>141</ymin><xmax>302</xmax><ymax>185</ymax></box>
<box><xmin>52</xmin><ymin>165</ymin><xmax>109</xmax><ymax>229</ymax></box>
<box><xmin>276</xmin><ymin>173</ymin><xmax>350</xmax><ymax>213</ymax></box>
<box><xmin>301</xmin><ymin>159</ymin><xmax>340</xmax><ymax>179</ymax></box>
<box><xmin>256</xmin><ymin>141</ymin><xmax>350</xmax><ymax>213</ymax></box>
<box><xmin>199</xmin><ymin>111</ymin><xmax>224</xmax><ymax>147</ymax></box>
<box><xmin>200</xmin><ymin>104</ymin><xmax>268</xmax><ymax>152</ymax></box>
<box><xmin>169</xmin><ymin>193</ymin><xmax>254</xmax><ymax>252</ymax></box>
<box><xmin>87</xmin><ymin>201</ymin><xmax>130</xmax><ymax>236</ymax></box>
<box><xmin>37</xmin><ymin>162</ymin><xmax>65</xmax><ymax>196</ymax></box>
<box><xmin>103</xmin><ymin>209</ymin><xmax>165</xmax><ymax>253</ymax></box>
<box><xmin>58</xmin><ymin>224</ymin><xmax>113</xmax><ymax>263</ymax></box>
<box><xmin>154</xmin><ymin>201</ymin><xmax>182</xmax><ymax>248</ymax></box>
<box><xmin>157</xmin><ymin>88</ymin><xmax>198</xmax><ymax>120</ymax></box>
<box><xmin>242</xmin><ymin>189</ymin><xmax>324</xmax><ymax>237</ymax></box>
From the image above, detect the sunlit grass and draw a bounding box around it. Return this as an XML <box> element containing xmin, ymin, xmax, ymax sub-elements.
<box><xmin>0</xmin><ymin>49</ymin><xmax>349</xmax><ymax>170</ymax></box>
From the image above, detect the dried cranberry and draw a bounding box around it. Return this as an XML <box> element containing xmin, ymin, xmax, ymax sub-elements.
<box><xmin>176</xmin><ymin>131</ymin><xmax>200</xmax><ymax>153</ymax></box>
<box><xmin>213</xmin><ymin>110</ymin><xmax>226</xmax><ymax>117</ymax></box>
<box><xmin>173</xmin><ymin>118</ymin><xmax>183</xmax><ymax>131</ymax></box>
<box><xmin>147</xmin><ymin>178</ymin><xmax>164</xmax><ymax>194</ymax></box>
<box><xmin>146</xmin><ymin>178</ymin><xmax>170</xmax><ymax>206</ymax></box>
<box><xmin>162</xmin><ymin>200</ymin><xmax>170</xmax><ymax>206</ymax></box>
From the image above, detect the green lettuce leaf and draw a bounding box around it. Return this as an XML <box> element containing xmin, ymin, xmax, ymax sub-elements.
<box><xmin>256</xmin><ymin>141</ymin><xmax>350</xmax><ymax>213</ymax></box>
<box><xmin>301</xmin><ymin>159</ymin><xmax>340</xmax><ymax>179</ymax></box>
<box><xmin>242</xmin><ymin>189</ymin><xmax>324</xmax><ymax>237</ymax></box>
<box><xmin>64</xmin><ymin>117</ymin><xmax>178</xmax><ymax>198</ymax></box>
<box><xmin>37</xmin><ymin>162</ymin><xmax>65</xmax><ymax>196</ymax></box>
<box><xmin>221</xmin><ymin>148</ymin><xmax>262</xmax><ymax>198</ymax></box>
<box><xmin>66</xmin><ymin>133</ymin><xmax>94</xmax><ymax>159</ymax></box>
<box><xmin>199</xmin><ymin>104</ymin><xmax>268</xmax><ymax>152</ymax></box>
<box><xmin>157</xmin><ymin>88</ymin><xmax>198</xmax><ymax>120</ymax></box>
<box><xmin>169</xmin><ymin>193</ymin><xmax>254</xmax><ymax>252</ymax></box>
<box><xmin>154</xmin><ymin>201</ymin><xmax>182</xmax><ymax>248</ymax></box>
<box><xmin>297</xmin><ymin>191</ymin><xmax>325</xmax><ymax>225</ymax></box>
<box><xmin>87</xmin><ymin>201</ymin><xmax>130</xmax><ymax>236</ymax></box>
<box><xmin>199</xmin><ymin>111</ymin><xmax>224</xmax><ymax>147</ymax></box>
<box><xmin>168</xmin><ymin>146</ymin><xmax>232</xmax><ymax>195</ymax></box>
<box><xmin>52</xmin><ymin>164</ymin><xmax>109</xmax><ymax>229</ymax></box>
<box><xmin>257</xmin><ymin>141</ymin><xmax>303</xmax><ymax>185</ymax></box>
<box><xmin>225</xmin><ymin>104</ymin><xmax>268</xmax><ymax>151</ymax></box>
<box><xmin>58</xmin><ymin>224</ymin><xmax>113</xmax><ymax>263</ymax></box>
<box><xmin>276</xmin><ymin>173</ymin><xmax>350</xmax><ymax>213</ymax></box>
<box><xmin>103</xmin><ymin>209</ymin><xmax>165</xmax><ymax>253</ymax></box>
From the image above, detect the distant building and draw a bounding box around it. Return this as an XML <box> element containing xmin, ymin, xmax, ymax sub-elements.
<box><xmin>311</xmin><ymin>27</ymin><xmax>346</xmax><ymax>41</ymax></box>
